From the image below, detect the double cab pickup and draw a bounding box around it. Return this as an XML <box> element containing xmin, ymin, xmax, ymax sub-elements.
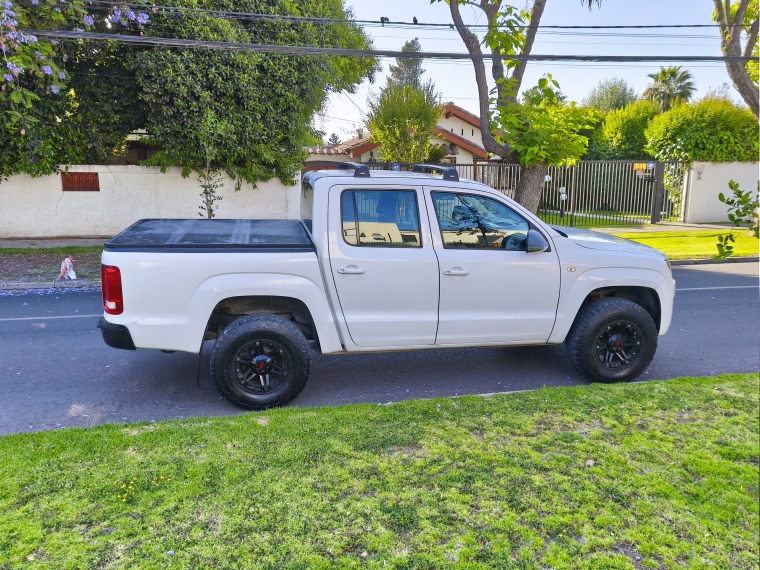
<box><xmin>99</xmin><ymin>163</ymin><xmax>675</xmax><ymax>409</ymax></box>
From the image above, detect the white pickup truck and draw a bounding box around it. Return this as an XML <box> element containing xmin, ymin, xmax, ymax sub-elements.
<box><xmin>99</xmin><ymin>163</ymin><xmax>675</xmax><ymax>410</ymax></box>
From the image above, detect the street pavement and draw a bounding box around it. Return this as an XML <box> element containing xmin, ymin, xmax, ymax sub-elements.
<box><xmin>0</xmin><ymin>262</ymin><xmax>757</xmax><ymax>435</ymax></box>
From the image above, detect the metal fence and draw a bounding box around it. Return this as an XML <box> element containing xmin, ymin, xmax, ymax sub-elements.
<box><xmin>302</xmin><ymin>160</ymin><xmax>690</xmax><ymax>227</ymax></box>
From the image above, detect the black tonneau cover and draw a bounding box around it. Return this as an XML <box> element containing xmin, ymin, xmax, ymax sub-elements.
<box><xmin>104</xmin><ymin>219</ymin><xmax>314</xmax><ymax>252</ymax></box>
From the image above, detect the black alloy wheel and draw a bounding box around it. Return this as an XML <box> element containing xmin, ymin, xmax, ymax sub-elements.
<box><xmin>565</xmin><ymin>297</ymin><xmax>658</xmax><ymax>383</ymax></box>
<box><xmin>595</xmin><ymin>321</ymin><xmax>642</xmax><ymax>369</ymax></box>
<box><xmin>210</xmin><ymin>314</ymin><xmax>311</xmax><ymax>410</ymax></box>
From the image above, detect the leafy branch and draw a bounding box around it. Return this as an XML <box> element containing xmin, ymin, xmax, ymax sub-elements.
<box><xmin>715</xmin><ymin>179</ymin><xmax>759</xmax><ymax>260</ymax></box>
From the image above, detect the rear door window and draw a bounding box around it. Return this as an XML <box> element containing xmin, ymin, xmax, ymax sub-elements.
<box><xmin>341</xmin><ymin>190</ymin><xmax>422</xmax><ymax>247</ymax></box>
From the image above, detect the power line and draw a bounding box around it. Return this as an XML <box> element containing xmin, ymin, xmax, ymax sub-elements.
<box><xmin>14</xmin><ymin>1</ymin><xmax>729</xmax><ymax>30</ymax></box>
<box><xmin>21</xmin><ymin>29</ymin><xmax>756</xmax><ymax>63</ymax></box>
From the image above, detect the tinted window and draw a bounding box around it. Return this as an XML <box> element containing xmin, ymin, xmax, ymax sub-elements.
<box><xmin>431</xmin><ymin>192</ymin><xmax>529</xmax><ymax>251</ymax></box>
<box><xmin>341</xmin><ymin>190</ymin><xmax>421</xmax><ymax>247</ymax></box>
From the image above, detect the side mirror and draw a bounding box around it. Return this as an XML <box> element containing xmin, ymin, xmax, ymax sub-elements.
<box><xmin>526</xmin><ymin>229</ymin><xmax>549</xmax><ymax>253</ymax></box>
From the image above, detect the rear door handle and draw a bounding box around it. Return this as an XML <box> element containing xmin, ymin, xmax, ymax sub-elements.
<box><xmin>443</xmin><ymin>268</ymin><xmax>469</xmax><ymax>276</ymax></box>
<box><xmin>338</xmin><ymin>265</ymin><xmax>365</xmax><ymax>274</ymax></box>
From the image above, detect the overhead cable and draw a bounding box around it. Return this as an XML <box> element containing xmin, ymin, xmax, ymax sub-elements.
<box><xmin>23</xmin><ymin>29</ymin><xmax>755</xmax><ymax>62</ymax></box>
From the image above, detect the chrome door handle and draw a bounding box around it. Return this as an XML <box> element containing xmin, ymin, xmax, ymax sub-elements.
<box><xmin>443</xmin><ymin>268</ymin><xmax>469</xmax><ymax>276</ymax></box>
<box><xmin>338</xmin><ymin>265</ymin><xmax>365</xmax><ymax>274</ymax></box>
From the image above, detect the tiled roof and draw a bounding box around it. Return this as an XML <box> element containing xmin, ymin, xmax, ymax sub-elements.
<box><xmin>441</xmin><ymin>102</ymin><xmax>482</xmax><ymax>128</ymax></box>
<box><xmin>305</xmin><ymin>134</ymin><xmax>377</xmax><ymax>156</ymax></box>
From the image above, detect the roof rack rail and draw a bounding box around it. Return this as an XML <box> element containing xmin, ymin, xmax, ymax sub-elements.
<box><xmin>337</xmin><ymin>162</ymin><xmax>370</xmax><ymax>178</ymax></box>
<box><xmin>412</xmin><ymin>164</ymin><xmax>459</xmax><ymax>182</ymax></box>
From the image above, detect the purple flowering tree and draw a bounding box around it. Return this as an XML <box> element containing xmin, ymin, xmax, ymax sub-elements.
<box><xmin>1</xmin><ymin>0</ymin><xmax>152</xmax><ymax>177</ymax></box>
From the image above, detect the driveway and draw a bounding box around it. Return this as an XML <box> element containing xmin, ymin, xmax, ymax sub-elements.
<box><xmin>0</xmin><ymin>262</ymin><xmax>757</xmax><ymax>435</ymax></box>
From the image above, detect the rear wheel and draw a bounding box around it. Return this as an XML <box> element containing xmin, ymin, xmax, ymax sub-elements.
<box><xmin>210</xmin><ymin>314</ymin><xmax>311</xmax><ymax>410</ymax></box>
<box><xmin>565</xmin><ymin>298</ymin><xmax>657</xmax><ymax>383</ymax></box>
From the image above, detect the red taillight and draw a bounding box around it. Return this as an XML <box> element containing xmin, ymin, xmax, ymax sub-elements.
<box><xmin>101</xmin><ymin>264</ymin><xmax>124</xmax><ymax>315</ymax></box>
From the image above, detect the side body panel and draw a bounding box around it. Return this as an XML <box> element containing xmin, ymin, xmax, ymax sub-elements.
<box><xmin>326</xmin><ymin>184</ymin><xmax>441</xmax><ymax>347</ymax></box>
<box><xmin>547</xmin><ymin>237</ymin><xmax>675</xmax><ymax>343</ymax></box>
<box><xmin>100</xmin><ymin>250</ymin><xmax>343</xmax><ymax>353</ymax></box>
<box><xmin>423</xmin><ymin>185</ymin><xmax>562</xmax><ymax>344</ymax></box>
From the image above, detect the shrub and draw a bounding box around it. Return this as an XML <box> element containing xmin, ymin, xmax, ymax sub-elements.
<box><xmin>587</xmin><ymin>100</ymin><xmax>660</xmax><ymax>160</ymax></box>
<box><xmin>645</xmin><ymin>99</ymin><xmax>759</xmax><ymax>162</ymax></box>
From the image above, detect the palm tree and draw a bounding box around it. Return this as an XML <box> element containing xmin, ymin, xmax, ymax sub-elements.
<box><xmin>642</xmin><ymin>67</ymin><xmax>696</xmax><ymax>111</ymax></box>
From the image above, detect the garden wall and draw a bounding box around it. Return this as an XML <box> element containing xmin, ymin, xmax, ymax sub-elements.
<box><xmin>683</xmin><ymin>162</ymin><xmax>759</xmax><ymax>224</ymax></box>
<box><xmin>0</xmin><ymin>165</ymin><xmax>301</xmax><ymax>238</ymax></box>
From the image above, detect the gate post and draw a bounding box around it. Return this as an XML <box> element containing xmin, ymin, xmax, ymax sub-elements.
<box><xmin>650</xmin><ymin>162</ymin><xmax>664</xmax><ymax>224</ymax></box>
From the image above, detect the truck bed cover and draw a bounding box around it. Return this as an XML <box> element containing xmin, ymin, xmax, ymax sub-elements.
<box><xmin>104</xmin><ymin>219</ymin><xmax>314</xmax><ymax>252</ymax></box>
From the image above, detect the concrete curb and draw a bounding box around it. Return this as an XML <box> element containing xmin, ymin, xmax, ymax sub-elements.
<box><xmin>0</xmin><ymin>279</ymin><xmax>101</xmax><ymax>291</ymax></box>
<box><xmin>670</xmin><ymin>256</ymin><xmax>759</xmax><ymax>266</ymax></box>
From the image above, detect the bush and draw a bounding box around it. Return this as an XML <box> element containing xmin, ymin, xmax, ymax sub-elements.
<box><xmin>587</xmin><ymin>100</ymin><xmax>660</xmax><ymax>160</ymax></box>
<box><xmin>645</xmin><ymin>99</ymin><xmax>759</xmax><ymax>162</ymax></box>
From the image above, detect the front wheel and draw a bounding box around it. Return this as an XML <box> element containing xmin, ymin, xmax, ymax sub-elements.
<box><xmin>565</xmin><ymin>298</ymin><xmax>658</xmax><ymax>383</ymax></box>
<box><xmin>210</xmin><ymin>314</ymin><xmax>311</xmax><ymax>410</ymax></box>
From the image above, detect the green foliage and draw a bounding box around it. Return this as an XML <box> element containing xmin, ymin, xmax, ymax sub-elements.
<box><xmin>642</xmin><ymin>66</ymin><xmax>696</xmax><ymax>111</ymax></box>
<box><xmin>715</xmin><ymin>180</ymin><xmax>760</xmax><ymax>260</ymax></box>
<box><xmin>388</xmin><ymin>38</ymin><xmax>425</xmax><ymax>88</ymax></box>
<box><xmin>582</xmin><ymin>77</ymin><xmax>638</xmax><ymax>113</ymax></box>
<box><xmin>424</xmin><ymin>142</ymin><xmax>449</xmax><ymax>163</ymax></box>
<box><xmin>2</xmin><ymin>0</ymin><xmax>376</xmax><ymax>189</ymax></box>
<box><xmin>493</xmin><ymin>75</ymin><xmax>599</xmax><ymax>168</ymax></box>
<box><xmin>521</xmin><ymin>84</ymin><xmax>566</xmax><ymax>105</ymax></box>
<box><xmin>367</xmin><ymin>81</ymin><xmax>442</xmax><ymax>164</ymax></box>
<box><xmin>588</xmin><ymin>100</ymin><xmax>660</xmax><ymax>160</ymax></box>
<box><xmin>645</xmin><ymin>98</ymin><xmax>759</xmax><ymax>162</ymax></box>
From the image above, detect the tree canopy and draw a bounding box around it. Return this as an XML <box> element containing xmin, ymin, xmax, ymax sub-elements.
<box><xmin>587</xmin><ymin>100</ymin><xmax>660</xmax><ymax>160</ymax></box>
<box><xmin>388</xmin><ymin>38</ymin><xmax>425</xmax><ymax>88</ymax></box>
<box><xmin>1</xmin><ymin>0</ymin><xmax>377</xmax><ymax>185</ymax></box>
<box><xmin>642</xmin><ymin>67</ymin><xmax>696</xmax><ymax>112</ymax></box>
<box><xmin>645</xmin><ymin>98</ymin><xmax>758</xmax><ymax>162</ymax></box>
<box><xmin>582</xmin><ymin>78</ymin><xmax>638</xmax><ymax>113</ymax></box>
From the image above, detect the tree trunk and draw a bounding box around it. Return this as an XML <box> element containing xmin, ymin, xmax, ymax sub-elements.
<box><xmin>514</xmin><ymin>162</ymin><xmax>548</xmax><ymax>214</ymax></box>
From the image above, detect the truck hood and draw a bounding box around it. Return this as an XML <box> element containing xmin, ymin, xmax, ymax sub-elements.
<box><xmin>551</xmin><ymin>226</ymin><xmax>666</xmax><ymax>259</ymax></box>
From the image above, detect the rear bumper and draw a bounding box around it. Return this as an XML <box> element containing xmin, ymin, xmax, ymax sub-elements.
<box><xmin>98</xmin><ymin>317</ymin><xmax>136</xmax><ymax>350</ymax></box>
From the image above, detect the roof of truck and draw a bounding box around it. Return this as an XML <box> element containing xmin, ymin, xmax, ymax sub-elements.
<box><xmin>303</xmin><ymin>169</ymin><xmax>493</xmax><ymax>190</ymax></box>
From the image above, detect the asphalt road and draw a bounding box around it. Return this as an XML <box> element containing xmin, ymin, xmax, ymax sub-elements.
<box><xmin>1</xmin><ymin>262</ymin><xmax>758</xmax><ymax>435</ymax></box>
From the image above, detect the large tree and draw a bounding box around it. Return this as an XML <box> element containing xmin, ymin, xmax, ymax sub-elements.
<box><xmin>440</xmin><ymin>0</ymin><xmax>600</xmax><ymax>213</ymax></box>
<box><xmin>642</xmin><ymin>67</ymin><xmax>696</xmax><ymax>112</ymax></box>
<box><xmin>713</xmin><ymin>0</ymin><xmax>759</xmax><ymax>118</ymax></box>
<box><xmin>1</xmin><ymin>0</ymin><xmax>377</xmax><ymax>187</ymax></box>
<box><xmin>582</xmin><ymin>78</ymin><xmax>638</xmax><ymax>113</ymax></box>
<box><xmin>388</xmin><ymin>38</ymin><xmax>425</xmax><ymax>88</ymax></box>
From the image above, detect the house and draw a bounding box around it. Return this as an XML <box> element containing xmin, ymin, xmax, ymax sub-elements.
<box><xmin>304</xmin><ymin>129</ymin><xmax>378</xmax><ymax>170</ymax></box>
<box><xmin>304</xmin><ymin>102</ymin><xmax>488</xmax><ymax>166</ymax></box>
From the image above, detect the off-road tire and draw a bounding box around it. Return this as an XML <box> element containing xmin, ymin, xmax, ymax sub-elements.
<box><xmin>565</xmin><ymin>297</ymin><xmax>658</xmax><ymax>383</ymax></box>
<box><xmin>210</xmin><ymin>314</ymin><xmax>311</xmax><ymax>410</ymax></box>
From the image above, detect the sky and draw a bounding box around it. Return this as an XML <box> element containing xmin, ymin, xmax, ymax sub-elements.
<box><xmin>314</xmin><ymin>0</ymin><xmax>737</xmax><ymax>142</ymax></box>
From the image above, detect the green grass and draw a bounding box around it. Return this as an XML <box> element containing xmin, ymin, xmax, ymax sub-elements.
<box><xmin>0</xmin><ymin>246</ymin><xmax>104</xmax><ymax>256</ymax></box>
<box><xmin>611</xmin><ymin>230</ymin><xmax>759</xmax><ymax>260</ymax></box>
<box><xmin>1</xmin><ymin>374</ymin><xmax>757</xmax><ymax>569</ymax></box>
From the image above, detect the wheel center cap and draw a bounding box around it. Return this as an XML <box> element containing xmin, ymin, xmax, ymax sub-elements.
<box><xmin>251</xmin><ymin>355</ymin><xmax>273</xmax><ymax>374</ymax></box>
<box><xmin>607</xmin><ymin>334</ymin><xmax>624</xmax><ymax>352</ymax></box>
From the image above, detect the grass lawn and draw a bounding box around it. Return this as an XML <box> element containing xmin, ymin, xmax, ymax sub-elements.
<box><xmin>1</xmin><ymin>373</ymin><xmax>757</xmax><ymax>569</ymax></box>
<box><xmin>0</xmin><ymin>246</ymin><xmax>103</xmax><ymax>283</ymax></box>
<box><xmin>610</xmin><ymin>230</ymin><xmax>759</xmax><ymax>260</ymax></box>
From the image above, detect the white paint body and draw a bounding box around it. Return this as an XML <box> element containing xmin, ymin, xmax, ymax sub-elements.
<box><xmin>101</xmin><ymin>170</ymin><xmax>675</xmax><ymax>354</ymax></box>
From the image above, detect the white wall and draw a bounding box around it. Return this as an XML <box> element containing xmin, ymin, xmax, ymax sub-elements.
<box><xmin>683</xmin><ymin>162</ymin><xmax>759</xmax><ymax>224</ymax></box>
<box><xmin>0</xmin><ymin>165</ymin><xmax>301</xmax><ymax>238</ymax></box>
<box><xmin>436</xmin><ymin>116</ymin><xmax>483</xmax><ymax>147</ymax></box>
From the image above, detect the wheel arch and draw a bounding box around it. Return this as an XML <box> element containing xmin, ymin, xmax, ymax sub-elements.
<box><xmin>548</xmin><ymin>268</ymin><xmax>667</xmax><ymax>344</ymax></box>
<box><xmin>205</xmin><ymin>295</ymin><xmax>320</xmax><ymax>351</ymax></box>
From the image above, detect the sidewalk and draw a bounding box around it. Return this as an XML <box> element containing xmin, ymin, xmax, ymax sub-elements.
<box><xmin>0</xmin><ymin>237</ymin><xmax>109</xmax><ymax>249</ymax></box>
<box><xmin>591</xmin><ymin>222</ymin><xmax>733</xmax><ymax>234</ymax></box>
